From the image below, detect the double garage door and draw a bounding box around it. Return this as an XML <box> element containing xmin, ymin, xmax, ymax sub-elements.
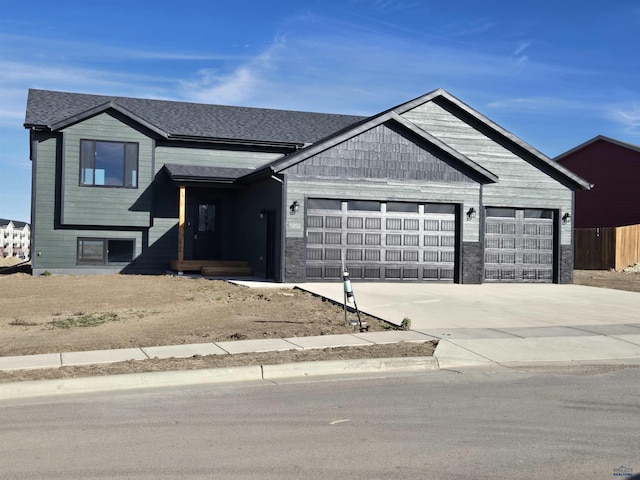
<box><xmin>305</xmin><ymin>199</ymin><xmax>457</xmax><ymax>281</ymax></box>
<box><xmin>305</xmin><ymin>201</ymin><xmax>556</xmax><ymax>283</ymax></box>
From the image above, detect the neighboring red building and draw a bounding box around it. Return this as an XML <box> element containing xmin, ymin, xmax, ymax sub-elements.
<box><xmin>555</xmin><ymin>136</ymin><xmax>640</xmax><ymax>228</ymax></box>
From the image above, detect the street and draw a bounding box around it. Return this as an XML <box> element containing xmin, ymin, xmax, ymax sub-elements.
<box><xmin>1</xmin><ymin>366</ymin><xmax>638</xmax><ymax>479</ymax></box>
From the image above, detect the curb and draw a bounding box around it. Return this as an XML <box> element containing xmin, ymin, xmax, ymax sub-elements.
<box><xmin>0</xmin><ymin>357</ymin><xmax>439</xmax><ymax>401</ymax></box>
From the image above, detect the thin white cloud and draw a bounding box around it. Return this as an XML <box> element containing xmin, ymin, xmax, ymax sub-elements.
<box><xmin>178</xmin><ymin>38</ymin><xmax>284</xmax><ymax>105</ymax></box>
<box><xmin>350</xmin><ymin>0</ymin><xmax>424</xmax><ymax>14</ymax></box>
<box><xmin>0</xmin><ymin>33</ymin><xmax>247</xmax><ymax>63</ymax></box>
<box><xmin>513</xmin><ymin>55</ymin><xmax>528</xmax><ymax>68</ymax></box>
<box><xmin>514</xmin><ymin>42</ymin><xmax>531</xmax><ymax>56</ymax></box>
<box><xmin>487</xmin><ymin>96</ymin><xmax>596</xmax><ymax>114</ymax></box>
<box><xmin>608</xmin><ymin>105</ymin><xmax>640</xmax><ymax>133</ymax></box>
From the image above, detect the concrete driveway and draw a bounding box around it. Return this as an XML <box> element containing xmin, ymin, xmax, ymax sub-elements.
<box><xmin>298</xmin><ymin>282</ymin><xmax>640</xmax><ymax>368</ymax></box>
<box><xmin>298</xmin><ymin>282</ymin><xmax>640</xmax><ymax>329</ymax></box>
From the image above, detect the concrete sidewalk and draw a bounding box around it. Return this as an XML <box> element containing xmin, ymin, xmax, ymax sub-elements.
<box><xmin>0</xmin><ymin>330</ymin><xmax>436</xmax><ymax>371</ymax></box>
<box><xmin>2</xmin><ymin>280</ymin><xmax>640</xmax><ymax>400</ymax></box>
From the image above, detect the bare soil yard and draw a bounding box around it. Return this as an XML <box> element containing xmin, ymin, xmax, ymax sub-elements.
<box><xmin>1</xmin><ymin>268</ymin><xmax>637</xmax><ymax>383</ymax></box>
<box><xmin>0</xmin><ymin>273</ymin><xmax>434</xmax><ymax>383</ymax></box>
<box><xmin>574</xmin><ymin>269</ymin><xmax>640</xmax><ymax>293</ymax></box>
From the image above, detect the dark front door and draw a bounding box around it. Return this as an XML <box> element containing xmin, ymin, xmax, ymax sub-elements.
<box><xmin>265</xmin><ymin>209</ymin><xmax>277</xmax><ymax>280</ymax></box>
<box><xmin>193</xmin><ymin>202</ymin><xmax>220</xmax><ymax>260</ymax></box>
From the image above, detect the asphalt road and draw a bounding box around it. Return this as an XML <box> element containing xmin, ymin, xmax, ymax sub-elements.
<box><xmin>1</xmin><ymin>366</ymin><xmax>638</xmax><ymax>479</ymax></box>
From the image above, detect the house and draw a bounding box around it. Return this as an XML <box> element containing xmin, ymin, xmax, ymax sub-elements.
<box><xmin>555</xmin><ymin>135</ymin><xmax>640</xmax><ymax>228</ymax></box>
<box><xmin>555</xmin><ymin>136</ymin><xmax>640</xmax><ymax>270</ymax></box>
<box><xmin>0</xmin><ymin>219</ymin><xmax>30</xmax><ymax>259</ymax></box>
<box><xmin>24</xmin><ymin>88</ymin><xmax>589</xmax><ymax>283</ymax></box>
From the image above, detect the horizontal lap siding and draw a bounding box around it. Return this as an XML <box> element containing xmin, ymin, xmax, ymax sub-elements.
<box><xmin>402</xmin><ymin>102</ymin><xmax>574</xmax><ymax>245</ymax></box>
<box><xmin>61</xmin><ymin>113</ymin><xmax>153</xmax><ymax>227</ymax></box>
<box><xmin>155</xmin><ymin>146</ymin><xmax>281</xmax><ymax>174</ymax></box>
<box><xmin>32</xmin><ymin>134</ymin><xmax>65</xmax><ymax>272</ymax></box>
<box><xmin>31</xmin><ymin>133</ymin><xmax>145</xmax><ymax>273</ymax></box>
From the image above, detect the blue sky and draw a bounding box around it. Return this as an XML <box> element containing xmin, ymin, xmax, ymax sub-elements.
<box><xmin>1</xmin><ymin>0</ymin><xmax>639</xmax><ymax>222</ymax></box>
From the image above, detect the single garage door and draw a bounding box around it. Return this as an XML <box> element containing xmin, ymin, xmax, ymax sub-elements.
<box><xmin>484</xmin><ymin>208</ymin><xmax>555</xmax><ymax>282</ymax></box>
<box><xmin>305</xmin><ymin>199</ymin><xmax>457</xmax><ymax>281</ymax></box>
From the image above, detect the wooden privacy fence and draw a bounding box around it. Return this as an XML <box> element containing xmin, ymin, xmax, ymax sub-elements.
<box><xmin>574</xmin><ymin>224</ymin><xmax>640</xmax><ymax>270</ymax></box>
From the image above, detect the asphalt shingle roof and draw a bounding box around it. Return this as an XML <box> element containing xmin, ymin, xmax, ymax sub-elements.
<box><xmin>0</xmin><ymin>218</ymin><xmax>28</xmax><ymax>228</ymax></box>
<box><xmin>24</xmin><ymin>89</ymin><xmax>366</xmax><ymax>145</ymax></box>
<box><xmin>163</xmin><ymin>164</ymin><xmax>253</xmax><ymax>182</ymax></box>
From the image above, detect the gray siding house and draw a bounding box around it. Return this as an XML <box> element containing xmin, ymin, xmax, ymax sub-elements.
<box><xmin>24</xmin><ymin>88</ymin><xmax>589</xmax><ymax>283</ymax></box>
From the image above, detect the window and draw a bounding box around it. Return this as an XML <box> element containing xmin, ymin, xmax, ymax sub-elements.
<box><xmin>307</xmin><ymin>198</ymin><xmax>342</xmax><ymax>210</ymax></box>
<box><xmin>77</xmin><ymin>238</ymin><xmax>135</xmax><ymax>264</ymax></box>
<box><xmin>347</xmin><ymin>200</ymin><xmax>381</xmax><ymax>211</ymax></box>
<box><xmin>524</xmin><ymin>209</ymin><xmax>553</xmax><ymax>219</ymax></box>
<box><xmin>80</xmin><ymin>140</ymin><xmax>138</xmax><ymax>188</ymax></box>
<box><xmin>486</xmin><ymin>207</ymin><xmax>516</xmax><ymax>218</ymax></box>
<box><xmin>387</xmin><ymin>202</ymin><xmax>419</xmax><ymax>213</ymax></box>
<box><xmin>424</xmin><ymin>203</ymin><xmax>456</xmax><ymax>214</ymax></box>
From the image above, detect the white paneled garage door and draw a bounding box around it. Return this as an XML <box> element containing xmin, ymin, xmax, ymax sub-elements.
<box><xmin>484</xmin><ymin>208</ymin><xmax>555</xmax><ymax>282</ymax></box>
<box><xmin>305</xmin><ymin>199</ymin><xmax>457</xmax><ymax>281</ymax></box>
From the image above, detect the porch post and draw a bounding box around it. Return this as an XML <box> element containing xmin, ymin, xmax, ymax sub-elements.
<box><xmin>178</xmin><ymin>185</ymin><xmax>186</xmax><ymax>262</ymax></box>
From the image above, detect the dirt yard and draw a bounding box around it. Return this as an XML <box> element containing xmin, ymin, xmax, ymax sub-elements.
<box><xmin>0</xmin><ymin>273</ymin><xmax>435</xmax><ymax>383</ymax></box>
<box><xmin>1</xmin><ymin>268</ymin><xmax>637</xmax><ymax>383</ymax></box>
<box><xmin>574</xmin><ymin>269</ymin><xmax>640</xmax><ymax>293</ymax></box>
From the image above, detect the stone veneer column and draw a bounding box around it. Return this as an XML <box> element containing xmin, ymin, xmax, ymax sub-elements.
<box><xmin>284</xmin><ymin>237</ymin><xmax>306</xmax><ymax>282</ymax></box>
<box><xmin>462</xmin><ymin>241</ymin><xmax>483</xmax><ymax>284</ymax></box>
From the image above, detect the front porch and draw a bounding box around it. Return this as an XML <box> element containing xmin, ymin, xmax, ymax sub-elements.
<box><xmin>170</xmin><ymin>259</ymin><xmax>253</xmax><ymax>276</ymax></box>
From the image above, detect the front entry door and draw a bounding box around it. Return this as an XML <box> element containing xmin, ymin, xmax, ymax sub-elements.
<box><xmin>193</xmin><ymin>202</ymin><xmax>219</xmax><ymax>260</ymax></box>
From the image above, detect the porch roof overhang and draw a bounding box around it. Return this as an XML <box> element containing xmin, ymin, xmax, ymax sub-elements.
<box><xmin>163</xmin><ymin>163</ymin><xmax>255</xmax><ymax>184</ymax></box>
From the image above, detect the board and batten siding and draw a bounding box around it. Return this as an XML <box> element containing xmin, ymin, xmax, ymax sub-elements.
<box><xmin>60</xmin><ymin>112</ymin><xmax>154</xmax><ymax>228</ymax></box>
<box><xmin>154</xmin><ymin>146</ymin><xmax>281</xmax><ymax>175</ymax></box>
<box><xmin>30</xmin><ymin>132</ymin><xmax>144</xmax><ymax>274</ymax></box>
<box><xmin>402</xmin><ymin>101</ymin><xmax>574</xmax><ymax>245</ymax></box>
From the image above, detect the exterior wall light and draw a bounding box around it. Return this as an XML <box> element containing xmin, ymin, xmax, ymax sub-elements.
<box><xmin>466</xmin><ymin>207</ymin><xmax>476</xmax><ymax>220</ymax></box>
<box><xmin>562</xmin><ymin>212</ymin><xmax>571</xmax><ymax>224</ymax></box>
<box><xmin>289</xmin><ymin>201</ymin><xmax>300</xmax><ymax>215</ymax></box>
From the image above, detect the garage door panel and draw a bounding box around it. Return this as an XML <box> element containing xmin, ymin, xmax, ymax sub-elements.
<box><xmin>306</xmin><ymin>199</ymin><xmax>457</xmax><ymax>281</ymax></box>
<box><xmin>484</xmin><ymin>208</ymin><xmax>554</xmax><ymax>283</ymax></box>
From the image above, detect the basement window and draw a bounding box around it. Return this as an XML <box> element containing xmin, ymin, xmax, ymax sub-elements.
<box><xmin>77</xmin><ymin>238</ymin><xmax>135</xmax><ymax>265</ymax></box>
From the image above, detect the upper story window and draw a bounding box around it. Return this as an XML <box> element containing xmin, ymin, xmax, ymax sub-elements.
<box><xmin>80</xmin><ymin>140</ymin><xmax>138</xmax><ymax>188</ymax></box>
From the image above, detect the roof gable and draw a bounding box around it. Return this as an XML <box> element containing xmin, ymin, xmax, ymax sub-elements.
<box><xmin>0</xmin><ymin>219</ymin><xmax>28</xmax><ymax>228</ymax></box>
<box><xmin>394</xmin><ymin>89</ymin><xmax>591</xmax><ymax>191</ymax></box>
<box><xmin>49</xmin><ymin>101</ymin><xmax>169</xmax><ymax>137</ymax></box>
<box><xmin>266</xmin><ymin>110</ymin><xmax>498</xmax><ymax>184</ymax></box>
<box><xmin>554</xmin><ymin>135</ymin><xmax>640</xmax><ymax>161</ymax></box>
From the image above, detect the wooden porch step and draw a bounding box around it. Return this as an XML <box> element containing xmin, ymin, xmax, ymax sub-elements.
<box><xmin>171</xmin><ymin>260</ymin><xmax>252</xmax><ymax>276</ymax></box>
<box><xmin>201</xmin><ymin>264</ymin><xmax>253</xmax><ymax>277</ymax></box>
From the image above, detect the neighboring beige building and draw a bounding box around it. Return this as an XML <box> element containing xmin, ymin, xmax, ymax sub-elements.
<box><xmin>0</xmin><ymin>219</ymin><xmax>30</xmax><ymax>259</ymax></box>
